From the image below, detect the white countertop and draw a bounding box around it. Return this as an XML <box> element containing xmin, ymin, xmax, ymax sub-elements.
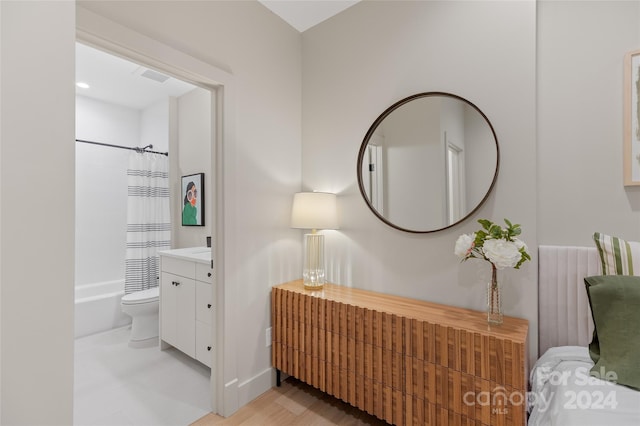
<box><xmin>158</xmin><ymin>247</ymin><xmax>212</xmax><ymax>264</ymax></box>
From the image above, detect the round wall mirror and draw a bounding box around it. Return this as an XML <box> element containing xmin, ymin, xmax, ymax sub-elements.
<box><xmin>357</xmin><ymin>92</ymin><xmax>499</xmax><ymax>233</ymax></box>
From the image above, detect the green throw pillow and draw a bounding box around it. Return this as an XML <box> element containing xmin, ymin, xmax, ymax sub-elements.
<box><xmin>584</xmin><ymin>275</ymin><xmax>640</xmax><ymax>389</ymax></box>
<box><xmin>593</xmin><ymin>232</ymin><xmax>640</xmax><ymax>275</ymax></box>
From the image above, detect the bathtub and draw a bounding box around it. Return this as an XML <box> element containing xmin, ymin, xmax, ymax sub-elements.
<box><xmin>74</xmin><ymin>279</ymin><xmax>131</xmax><ymax>338</ymax></box>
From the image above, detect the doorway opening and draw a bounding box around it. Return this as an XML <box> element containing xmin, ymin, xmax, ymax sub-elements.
<box><xmin>74</xmin><ymin>41</ymin><xmax>216</xmax><ymax>425</ymax></box>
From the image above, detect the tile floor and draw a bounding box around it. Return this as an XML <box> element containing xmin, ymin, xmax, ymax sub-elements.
<box><xmin>74</xmin><ymin>326</ymin><xmax>212</xmax><ymax>426</ymax></box>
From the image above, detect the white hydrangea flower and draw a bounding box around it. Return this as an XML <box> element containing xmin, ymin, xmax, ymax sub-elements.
<box><xmin>482</xmin><ymin>239</ymin><xmax>521</xmax><ymax>269</ymax></box>
<box><xmin>454</xmin><ymin>233</ymin><xmax>475</xmax><ymax>259</ymax></box>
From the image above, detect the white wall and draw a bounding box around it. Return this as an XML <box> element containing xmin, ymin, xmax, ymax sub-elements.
<box><xmin>537</xmin><ymin>0</ymin><xmax>640</xmax><ymax>245</ymax></box>
<box><xmin>302</xmin><ymin>0</ymin><xmax>539</xmax><ymax>362</ymax></box>
<box><xmin>0</xmin><ymin>1</ymin><xmax>75</xmax><ymax>424</ymax></box>
<box><xmin>141</xmin><ymin>99</ymin><xmax>169</xmax><ymax>152</ymax></box>
<box><xmin>76</xmin><ymin>95</ymin><xmax>140</xmax><ymax>146</ymax></box>
<box><xmin>175</xmin><ymin>87</ymin><xmax>212</xmax><ymax>249</ymax></box>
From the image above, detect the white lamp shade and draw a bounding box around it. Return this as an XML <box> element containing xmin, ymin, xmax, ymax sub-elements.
<box><xmin>290</xmin><ymin>192</ymin><xmax>338</xmax><ymax>230</ymax></box>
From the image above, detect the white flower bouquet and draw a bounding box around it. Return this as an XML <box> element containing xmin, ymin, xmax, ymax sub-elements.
<box><xmin>454</xmin><ymin>218</ymin><xmax>530</xmax><ymax>271</ymax></box>
<box><xmin>455</xmin><ymin>218</ymin><xmax>530</xmax><ymax>324</ymax></box>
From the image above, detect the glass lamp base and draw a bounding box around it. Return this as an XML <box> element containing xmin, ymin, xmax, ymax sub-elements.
<box><xmin>302</xmin><ymin>233</ymin><xmax>325</xmax><ymax>291</ymax></box>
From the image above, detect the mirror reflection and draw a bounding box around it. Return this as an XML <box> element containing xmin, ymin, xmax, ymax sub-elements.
<box><xmin>357</xmin><ymin>92</ymin><xmax>499</xmax><ymax>233</ymax></box>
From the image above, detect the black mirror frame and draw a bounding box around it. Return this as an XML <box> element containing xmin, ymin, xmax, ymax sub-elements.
<box><xmin>356</xmin><ymin>92</ymin><xmax>500</xmax><ymax>233</ymax></box>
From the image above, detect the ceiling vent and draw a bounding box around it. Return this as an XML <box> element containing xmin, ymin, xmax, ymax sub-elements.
<box><xmin>133</xmin><ymin>66</ymin><xmax>170</xmax><ymax>83</ymax></box>
<box><xmin>141</xmin><ymin>69</ymin><xmax>170</xmax><ymax>83</ymax></box>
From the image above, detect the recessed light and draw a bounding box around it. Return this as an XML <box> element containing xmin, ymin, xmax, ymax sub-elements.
<box><xmin>76</xmin><ymin>82</ymin><xmax>90</xmax><ymax>89</ymax></box>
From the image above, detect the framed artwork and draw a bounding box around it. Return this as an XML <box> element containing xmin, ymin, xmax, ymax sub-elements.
<box><xmin>624</xmin><ymin>49</ymin><xmax>640</xmax><ymax>186</ymax></box>
<box><xmin>181</xmin><ymin>173</ymin><xmax>204</xmax><ymax>226</ymax></box>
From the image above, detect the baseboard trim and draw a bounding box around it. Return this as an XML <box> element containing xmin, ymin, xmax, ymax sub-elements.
<box><xmin>237</xmin><ymin>367</ymin><xmax>275</xmax><ymax>407</ymax></box>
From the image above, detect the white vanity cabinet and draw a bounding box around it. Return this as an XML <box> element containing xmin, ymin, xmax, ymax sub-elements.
<box><xmin>159</xmin><ymin>248</ymin><xmax>214</xmax><ymax>368</ymax></box>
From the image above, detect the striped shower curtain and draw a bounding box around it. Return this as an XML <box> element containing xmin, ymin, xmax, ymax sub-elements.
<box><xmin>125</xmin><ymin>152</ymin><xmax>171</xmax><ymax>294</ymax></box>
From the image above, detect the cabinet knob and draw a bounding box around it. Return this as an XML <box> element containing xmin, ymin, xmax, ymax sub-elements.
<box><xmin>207</xmin><ymin>272</ymin><xmax>212</xmax><ymax>277</ymax></box>
<box><xmin>207</xmin><ymin>346</ymin><xmax>212</xmax><ymax>351</ymax></box>
<box><xmin>172</xmin><ymin>281</ymin><xmax>180</xmax><ymax>286</ymax></box>
<box><xmin>207</xmin><ymin>304</ymin><xmax>212</xmax><ymax>309</ymax></box>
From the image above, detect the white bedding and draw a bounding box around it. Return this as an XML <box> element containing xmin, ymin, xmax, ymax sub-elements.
<box><xmin>528</xmin><ymin>346</ymin><xmax>640</xmax><ymax>425</ymax></box>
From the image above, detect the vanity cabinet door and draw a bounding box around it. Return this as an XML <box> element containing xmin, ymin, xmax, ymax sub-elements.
<box><xmin>196</xmin><ymin>281</ymin><xmax>213</xmax><ymax>325</ymax></box>
<box><xmin>161</xmin><ymin>271</ymin><xmax>196</xmax><ymax>358</ymax></box>
<box><xmin>195</xmin><ymin>281</ymin><xmax>213</xmax><ymax>367</ymax></box>
<box><xmin>195</xmin><ymin>321</ymin><xmax>212</xmax><ymax>368</ymax></box>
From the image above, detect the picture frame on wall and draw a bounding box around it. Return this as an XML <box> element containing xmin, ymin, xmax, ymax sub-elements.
<box><xmin>181</xmin><ymin>173</ymin><xmax>204</xmax><ymax>226</ymax></box>
<box><xmin>624</xmin><ymin>49</ymin><xmax>640</xmax><ymax>186</ymax></box>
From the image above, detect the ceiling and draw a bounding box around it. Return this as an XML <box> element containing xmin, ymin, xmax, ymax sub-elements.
<box><xmin>259</xmin><ymin>0</ymin><xmax>360</xmax><ymax>32</ymax></box>
<box><xmin>75</xmin><ymin>1</ymin><xmax>360</xmax><ymax>109</ymax></box>
<box><xmin>75</xmin><ymin>43</ymin><xmax>197</xmax><ymax>110</ymax></box>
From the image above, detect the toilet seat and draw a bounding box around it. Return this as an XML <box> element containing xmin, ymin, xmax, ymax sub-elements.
<box><xmin>121</xmin><ymin>287</ymin><xmax>159</xmax><ymax>305</ymax></box>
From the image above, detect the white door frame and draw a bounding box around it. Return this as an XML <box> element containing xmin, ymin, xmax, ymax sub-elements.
<box><xmin>76</xmin><ymin>7</ymin><xmax>238</xmax><ymax>417</ymax></box>
<box><xmin>445</xmin><ymin>139</ymin><xmax>465</xmax><ymax>225</ymax></box>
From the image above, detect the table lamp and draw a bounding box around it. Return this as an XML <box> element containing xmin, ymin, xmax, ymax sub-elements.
<box><xmin>290</xmin><ymin>192</ymin><xmax>338</xmax><ymax>290</ymax></box>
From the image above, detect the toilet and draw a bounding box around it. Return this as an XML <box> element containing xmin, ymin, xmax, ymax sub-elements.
<box><xmin>121</xmin><ymin>286</ymin><xmax>160</xmax><ymax>346</ymax></box>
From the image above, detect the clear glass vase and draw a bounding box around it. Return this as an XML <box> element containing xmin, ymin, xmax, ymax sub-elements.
<box><xmin>487</xmin><ymin>265</ymin><xmax>503</xmax><ymax>325</ymax></box>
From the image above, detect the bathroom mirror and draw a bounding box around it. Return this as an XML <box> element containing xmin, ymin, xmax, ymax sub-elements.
<box><xmin>357</xmin><ymin>92</ymin><xmax>499</xmax><ymax>233</ymax></box>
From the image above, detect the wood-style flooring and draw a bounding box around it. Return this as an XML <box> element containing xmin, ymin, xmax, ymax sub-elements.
<box><xmin>191</xmin><ymin>378</ymin><xmax>388</xmax><ymax>426</ymax></box>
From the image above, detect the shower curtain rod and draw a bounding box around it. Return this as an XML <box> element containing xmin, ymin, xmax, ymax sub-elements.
<box><xmin>75</xmin><ymin>139</ymin><xmax>168</xmax><ymax>156</ymax></box>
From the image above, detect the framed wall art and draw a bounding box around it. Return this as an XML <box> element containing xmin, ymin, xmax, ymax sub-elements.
<box><xmin>624</xmin><ymin>49</ymin><xmax>640</xmax><ymax>186</ymax></box>
<box><xmin>181</xmin><ymin>173</ymin><xmax>204</xmax><ymax>226</ymax></box>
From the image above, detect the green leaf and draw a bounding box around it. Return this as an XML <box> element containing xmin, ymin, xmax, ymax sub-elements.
<box><xmin>475</xmin><ymin>231</ymin><xmax>487</xmax><ymax>246</ymax></box>
<box><xmin>478</xmin><ymin>219</ymin><xmax>493</xmax><ymax>231</ymax></box>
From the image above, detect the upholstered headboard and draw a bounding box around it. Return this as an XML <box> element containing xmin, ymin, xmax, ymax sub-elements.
<box><xmin>538</xmin><ymin>245</ymin><xmax>600</xmax><ymax>356</ymax></box>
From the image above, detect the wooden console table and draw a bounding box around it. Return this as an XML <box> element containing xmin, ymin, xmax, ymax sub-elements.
<box><xmin>271</xmin><ymin>280</ymin><xmax>528</xmax><ymax>426</ymax></box>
